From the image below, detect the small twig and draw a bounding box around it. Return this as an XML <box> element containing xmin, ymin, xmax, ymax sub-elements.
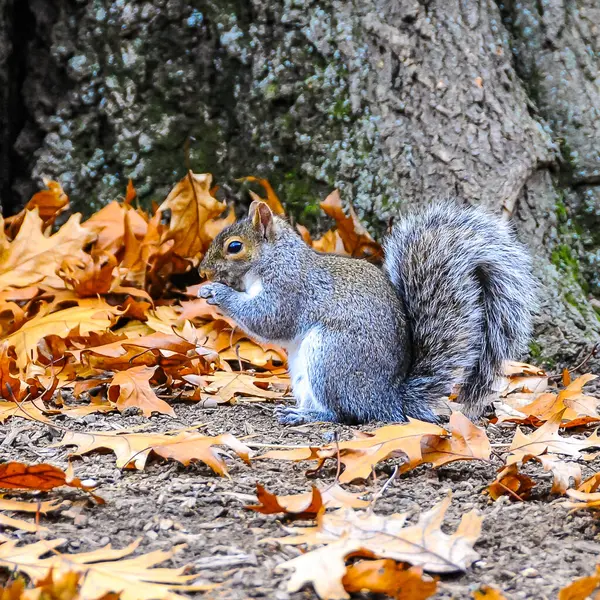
<box><xmin>369</xmin><ymin>465</ymin><xmax>399</xmax><ymax>510</ymax></box>
<box><xmin>571</xmin><ymin>342</ymin><xmax>599</xmax><ymax>373</ymax></box>
<box><xmin>495</xmin><ymin>481</ymin><xmax>525</xmax><ymax>502</ymax></box>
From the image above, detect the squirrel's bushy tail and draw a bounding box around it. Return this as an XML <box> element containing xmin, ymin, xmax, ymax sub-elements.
<box><xmin>384</xmin><ymin>203</ymin><xmax>535</xmax><ymax>420</ymax></box>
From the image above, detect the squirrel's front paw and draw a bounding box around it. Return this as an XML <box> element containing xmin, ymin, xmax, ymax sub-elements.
<box><xmin>198</xmin><ymin>282</ymin><xmax>229</xmax><ymax>306</ymax></box>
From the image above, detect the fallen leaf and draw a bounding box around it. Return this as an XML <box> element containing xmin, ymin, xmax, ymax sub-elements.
<box><xmin>0</xmin><ymin>538</ymin><xmax>214</xmax><ymax>600</ymax></box>
<box><xmin>0</xmin><ymin>462</ymin><xmax>94</xmax><ymax>494</ymax></box>
<box><xmin>185</xmin><ymin>371</ymin><xmax>289</xmax><ymax>404</ymax></box>
<box><xmin>0</xmin><ymin>497</ymin><xmax>63</xmax><ymax>513</ymax></box>
<box><xmin>272</xmin><ymin>493</ymin><xmax>481</xmax><ymax>600</ymax></box>
<box><xmin>5</xmin><ymin>179</ymin><xmax>69</xmax><ymax>238</ymax></box>
<box><xmin>58</xmin><ymin>429</ymin><xmax>251</xmax><ymax>475</ymax></box>
<box><xmin>260</xmin><ymin>420</ymin><xmax>449</xmax><ymax>483</ymax></box>
<box><xmin>0</xmin><ymin>514</ymin><xmax>48</xmax><ymax>533</ymax></box>
<box><xmin>58</xmin><ymin>252</ymin><xmax>118</xmax><ymax>297</ymax></box>
<box><xmin>5</xmin><ymin>300</ymin><xmax>120</xmax><ymax>369</ymax></box>
<box><xmin>472</xmin><ymin>585</ymin><xmax>508</xmax><ymax>599</ymax></box>
<box><xmin>83</xmin><ymin>201</ymin><xmax>147</xmax><ymax>256</ymax></box>
<box><xmin>487</xmin><ymin>463</ymin><xmax>536</xmax><ymax>501</ymax></box>
<box><xmin>0</xmin><ymin>400</ymin><xmax>53</xmax><ymax>424</ymax></box>
<box><xmin>108</xmin><ymin>366</ymin><xmax>175</xmax><ymax>417</ymax></box>
<box><xmin>565</xmin><ymin>488</ymin><xmax>600</xmax><ymax>513</ymax></box>
<box><xmin>417</xmin><ymin>412</ymin><xmax>491</xmax><ymax>469</ymax></box>
<box><xmin>558</xmin><ymin>564</ymin><xmax>600</xmax><ymax>600</ymax></box>
<box><xmin>319</xmin><ymin>190</ymin><xmax>382</xmax><ymax>260</ymax></box>
<box><xmin>246</xmin><ymin>484</ymin><xmax>369</xmax><ymax>517</ymax></box>
<box><xmin>343</xmin><ymin>560</ymin><xmax>437</xmax><ymax>600</ymax></box>
<box><xmin>507</xmin><ymin>409</ymin><xmax>600</xmax><ymax>463</ymax></box>
<box><xmin>158</xmin><ymin>171</ymin><xmax>226</xmax><ymax>260</ymax></box>
<box><xmin>0</xmin><ymin>210</ymin><xmax>95</xmax><ymax>289</ymax></box>
<box><xmin>238</xmin><ymin>176</ymin><xmax>285</xmax><ymax>214</ymax></box>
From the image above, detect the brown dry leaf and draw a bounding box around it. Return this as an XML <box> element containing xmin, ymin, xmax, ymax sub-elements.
<box><xmin>0</xmin><ymin>514</ymin><xmax>49</xmax><ymax>533</ymax></box>
<box><xmin>58</xmin><ymin>429</ymin><xmax>251</xmax><ymax>475</ymax></box>
<box><xmin>472</xmin><ymin>585</ymin><xmax>508</xmax><ymax>599</ymax></box>
<box><xmin>83</xmin><ymin>201</ymin><xmax>147</xmax><ymax>256</ymax></box>
<box><xmin>507</xmin><ymin>409</ymin><xmax>600</xmax><ymax>463</ymax></box>
<box><xmin>0</xmin><ymin>400</ymin><xmax>53</xmax><ymax>424</ymax></box>
<box><xmin>0</xmin><ymin>341</ymin><xmax>28</xmax><ymax>401</ymax></box>
<box><xmin>58</xmin><ymin>253</ymin><xmax>118</xmax><ymax>297</ymax></box>
<box><xmin>497</xmin><ymin>373</ymin><xmax>600</xmax><ymax>428</ymax></box>
<box><xmin>487</xmin><ymin>463</ymin><xmax>537</xmax><ymax>501</ymax></box>
<box><xmin>260</xmin><ymin>420</ymin><xmax>448</xmax><ymax>483</ymax></box>
<box><xmin>186</xmin><ymin>371</ymin><xmax>289</xmax><ymax>404</ymax></box>
<box><xmin>239</xmin><ymin>176</ymin><xmax>285</xmax><ymax>214</ymax></box>
<box><xmin>158</xmin><ymin>171</ymin><xmax>226</xmax><ymax>260</ymax></box>
<box><xmin>343</xmin><ymin>560</ymin><xmax>437</xmax><ymax>600</ymax></box>
<box><xmin>503</xmin><ymin>361</ymin><xmax>546</xmax><ymax>377</ymax></box>
<box><xmin>564</xmin><ymin>488</ymin><xmax>600</xmax><ymax>512</ymax></box>
<box><xmin>108</xmin><ymin>366</ymin><xmax>175</xmax><ymax>417</ymax></box>
<box><xmin>558</xmin><ymin>565</ymin><xmax>600</xmax><ymax>600</ymax></box>
<box><xmin>417</xmin><ymin>412</ymin><xmax>491</xmax><ymax>469</ymax></box>
<box><xmin>311</xmin><ymin>229</ymin><xmax>347</xmax><ymax>255</ymax></box>
<box><xmin>246</xmin><ymin>484</ymin><xmax>369</xmax><ymax>517</ymax></box>
<box><xmin>5</xmin><ymin>300</ymin><xmax>120</xmax><ymax>369</ymax></box>
<box><xmin>0</xmin><ymin>538</ymin><xmax>214</xmax><ymax>600</ymax></box>
<box><xmin>5</xmin><ymin>179</ymin><xmax>69</xmax><ymax>238</ymax></box>
<box><xmin>16</xmin><ymin>570</ymin><xmax>91</xmax><ymax>600</ymax></box>
<box><xmin>577</xmin><ymin>472</ymin><xmax>600</xmax><ymax>493</ymax></box>
<box><xmin>0</xmin><ymin>462</ymin><xmax>94</xmax><ymax>494</ymax></box>
<box><xmin>272</xmin><ymin>494</ymin><xmax>481</xmax><ymax>600</ymax></box>
<box><xmin>125</xmin><ymin>178</ymin><xmax>136</xmax><ymax>205</ymax></box>
<box><xmin>0</xmin><ymin>210</ymin><xmax>95</xmax><ymax>289</ymax></box>
<box><xmin>0</xmin><ymin>497</ymin><xmax>63</xmax><ymax>513</ymax></box>
<box><xmin>320</xmin><ymin>190</ymin><xmax>382</xmax><ymax>260</ymax></box>
<box><xmin>488</xmin><ymin>452</ymin><xmax>581</xmax><ymax>501</ymax></box>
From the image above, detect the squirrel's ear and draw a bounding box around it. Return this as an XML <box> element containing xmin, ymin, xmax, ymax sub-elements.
<box><xmin>249</xmin><ymin>200</ymin><xmax>274</xmax><ymax>239</ymax></box>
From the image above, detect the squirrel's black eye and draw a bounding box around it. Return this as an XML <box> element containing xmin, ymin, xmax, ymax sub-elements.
<box><xmin>227</xmin><ymin>240</ymin><xmax>243</xmax><ymax>254</ymax></box>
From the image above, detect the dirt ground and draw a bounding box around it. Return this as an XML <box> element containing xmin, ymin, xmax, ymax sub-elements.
<box><xmin>1</xmin><ymin>398</ymin><xmax>600</xmax><ymax>600</ymax></box>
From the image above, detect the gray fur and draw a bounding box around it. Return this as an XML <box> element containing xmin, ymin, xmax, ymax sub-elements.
<box><xmin>199</xmin><ymin>202</ymin><xmax>535</xmax><ymax>424</ymax></box>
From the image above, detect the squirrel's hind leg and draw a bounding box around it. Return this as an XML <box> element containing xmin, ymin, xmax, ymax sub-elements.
<box><xmin>275</xmin><ymin>405</ymin><xmax>337</xmax><ymax>425</ymax></box>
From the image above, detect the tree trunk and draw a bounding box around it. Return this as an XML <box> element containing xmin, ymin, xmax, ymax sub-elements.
<box><xmin>1</xmin><ymin>0</ymin><xmax>598</xmax><ymax>368</ymax></box>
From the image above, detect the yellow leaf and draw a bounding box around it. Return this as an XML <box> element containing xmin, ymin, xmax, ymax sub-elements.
<box><xmin>158</xmin><ymin>171</ymin><xmax>226</xmax><ymax>260</ymax></box>
<box><xmin>58</xmin><ymin>429</ymin><xmax>251</xmax><ymax>475</ymax></box>
<box><xmin>5</xmin><ymin>300</ymin><xmax>120</xmax><ymax>369</ymax></box>
<box><xmin>0</xmin><ymin>538</ymin><xmax>214</xmax><ymax>600</ymax></box>
<box><xmin>0</xmin><ymin>210</ymin><xmax>95</xmax><ymax>290</ymax></box>
<box><xmin>108</xmin><ymin>366</ymin><xmax>175</xmax><ymax>417</ymax></box>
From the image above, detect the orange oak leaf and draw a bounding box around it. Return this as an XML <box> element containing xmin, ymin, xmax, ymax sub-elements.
<box><xmin>58</xmin><ymin>429</ymin><xmax>251</xmax><ymax>476</ymax></box>
<box><xmin>5</xmin><ymin>300</ymin><xmax>120</xmax><ymax>369</ymax></box>
<box><xmin>4</xmin><ymin>179</ymin><xmax>69</xmax><ymax>238</ymax></box>
<box><xmin>558</xmin><ymin>565</ymin><xmax>600</xmax><ymax>599</ymax></box>
<box><xmin>158</xmin><ymin>171</ymin><xmax>227</xmax><ymax>261</ymax></box>
<box><xmin>238</xmin><ymin>176</ymin><xmax>285</xmax><ymax>214</ymax></box>
<box><xmin>246</xmin><ymin>484</ymin><xmax>369</xmax><ymax>517</ymax></box>
<box><xmin>0</xmin><ymin>462</ymin><xmax>93</xmax><ymax>493</ymax></box>
<box><xmin>108</xmin><ymin>366</ymin><xmax>175</xmax><ymax>417</ymax></box>
<box><xmin>83</xmin><ymin>201</ymin><xmax>148</xmax><ymax>256</ymax></box>
<box><xmin>0</xmin><ymin>210</ymin><xmax>95</xmax><ymax>290</ymax></box>
<box><xmin>343</xmin><ymin>560</ymin><xmax>437</xmax><ymax>600</ymax></box>
<box><xmin>320</xmin><ymin>190</ymin><xmax>382</xmax><ymax>260</ymax></box>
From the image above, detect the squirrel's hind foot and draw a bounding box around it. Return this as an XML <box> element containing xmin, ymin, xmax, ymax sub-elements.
<box><xmin>275</xmin><ymin>405</ymin><xmax>337</xmax><ymax>425</ymax></box>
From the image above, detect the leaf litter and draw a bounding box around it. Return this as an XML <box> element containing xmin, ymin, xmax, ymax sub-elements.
<box><xmin>0</xmin><ymin>174</ymin><xmax>598</xmax><ymax>598</ymax></box>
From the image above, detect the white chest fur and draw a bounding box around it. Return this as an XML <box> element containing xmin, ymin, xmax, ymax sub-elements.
<box><xmin>286</xmin><ymin>328</ymin><xmax>321</xmax><ymax>410</ymax></box>
<box><xmin>242</xmin><ymin>272</ymin><xmax>264</xmax><ymax>299</ymax></box>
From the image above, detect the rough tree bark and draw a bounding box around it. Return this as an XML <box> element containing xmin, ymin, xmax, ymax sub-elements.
<box><xmin>0</xmin><ymin>0</ymin><xmax>598</xmax><ymax>367</ymax></box>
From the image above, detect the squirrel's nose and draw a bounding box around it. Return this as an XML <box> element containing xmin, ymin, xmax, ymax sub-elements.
<box><xmin>199</xmin><ymin>267</ymin><xmax>215</xmax><ymax>280</ymax></box>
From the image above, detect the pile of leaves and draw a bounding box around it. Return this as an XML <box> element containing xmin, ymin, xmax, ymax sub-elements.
<box><xmin>1</xmin><ymin>174</ymin><xmax>600</xmax><ymax>599</ymax></box>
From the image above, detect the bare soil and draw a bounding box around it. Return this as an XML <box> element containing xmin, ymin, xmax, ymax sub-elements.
<box><xmin>1</xmin><ymin>399</ymin><xmax>600</xmax><ymax>600</ymax></box>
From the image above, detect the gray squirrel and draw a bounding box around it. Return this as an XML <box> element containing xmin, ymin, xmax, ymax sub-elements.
<box><xmin>199</xmin><ymin>200</ymin><xmax>535</xmax><ymax>425</ymax></box>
